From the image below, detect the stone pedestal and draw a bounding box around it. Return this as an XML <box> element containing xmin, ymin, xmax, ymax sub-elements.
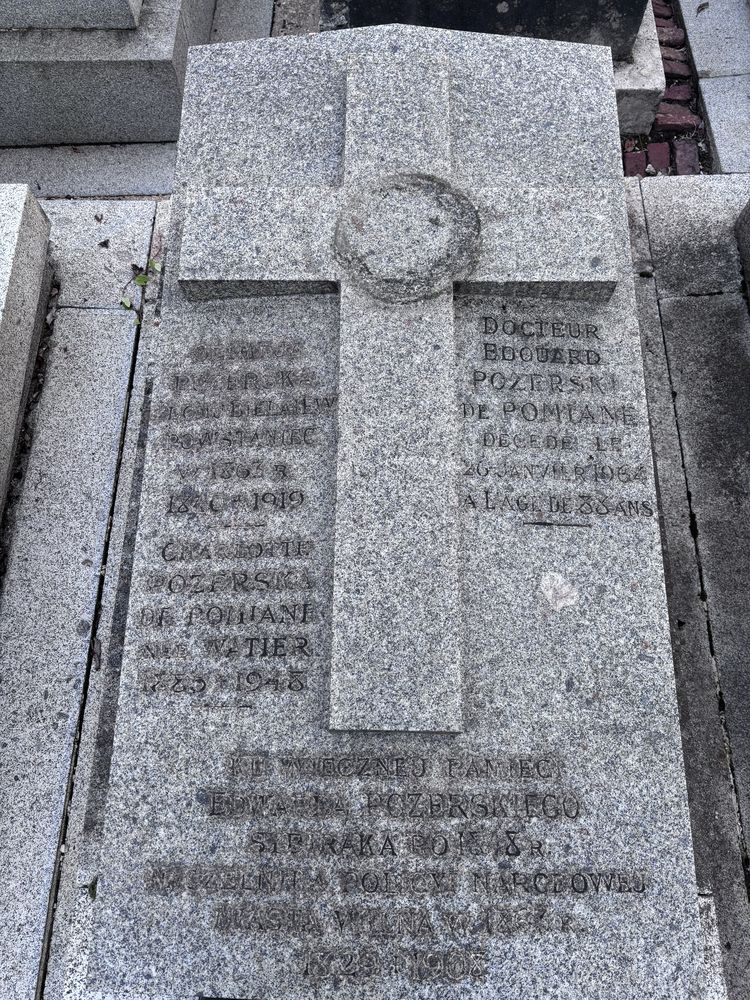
<box><xmin>0</xmin><ymin>0</ymin><xmax>142</xmax><ymax>29</ymax></box>
<box><xmin>0</xmin><ymin>0</ymin><xmax>215</xmax><ymax>146</ymax></box>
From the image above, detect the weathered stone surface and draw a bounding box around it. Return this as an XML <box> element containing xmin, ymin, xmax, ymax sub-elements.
<box><xmin>635</xmin><ymin>175</ymin><xmax>750</xmax><ymax>999</ymax></box>
<box><xmin>634</xmin><ymin>274</ymin><xmax>750</xmax><ymax>1000</ymax></box>
<box><xmin>212</xmin><ymin>0</ymin><xmax>274</xmax><ymax>39</ymax></box>
<box><xmin>272</xmin><ymin>0</ymin><xmax>321</xmax><ymax>34</ymax></box>
<box><xmin>660</xmin><ymin>292</ymin><xmax>750</xmax><ymax>867</ymax></box>
<box><xmin>0</xmin><ymin>307</ymin><xmax>137</xmax><ymax>1000</ymax></box>
<box><xmin>679</xmin><ymin>0</ymin><xmax>750</xmax><ymax>78</ymax></box>
<box><xmin>700</xmin><ymin>76</ymin><xmax>750</xmax><ymax>174</ymax></box>
<box><xmin>0</xmin><ymin>0</ymin><xmax>215</xmax><ymax>146</ymax></box>
<box><xmin>640</xmin><ymin>175</ymin><xmax>750</xmax><ymax>296</ymax></box>
<box><xmin>338</xmin><ymin>0</ymin><xmax>649</xmax><ymax>59</ymax></box>
<box><xmin>0</xmin><ymin>144</ymin><xmax>176</xmax><ymax>198</ymax></box>
<box><xmin>0</xmin><ymin>0</ymin><xmax>141</xmax><ymax>29</ymax></box>
<box><xmin>42</xmin><ymin>200</ymin><xmax>157</xmax><ymax>309</ymax></box>
<box><xmin>624</xmin><ymin>178</ymin><xmax>653</xmax><ymax>276</ymax></box>
<box><xmin>614</xmin><ymin>3</ymin><xmax>666</xmax><ymax>135</ymax></box>
<box><xmin>657</xmin><ymin>23</ymin><xmax>685</xmax><ymax>46</ymax></box>
<box><xmin>42</xmin><ymin>202</ymin><xmax>172</xmax><ymax>1000</ymax></box>
<box><xmin>0</xmin><ymin>185</ymin><xmax>49</xmax><ymax>522</ymax></box>
<box><xmin>83</xmin><ymin>25</ymin><xmax>704</xmax><ymax>1000</ymax></box>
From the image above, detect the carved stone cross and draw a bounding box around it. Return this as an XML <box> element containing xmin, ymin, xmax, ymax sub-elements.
<box><xmin>178</xmin><ymin>51</ymin><xmax>617</xmax><ymax>734</ymax></box>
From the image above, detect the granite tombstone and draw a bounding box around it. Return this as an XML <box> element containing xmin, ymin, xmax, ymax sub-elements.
<box><xmin>84</xmin><ymin>25</ymin><xmax>707</xmax><ymax>1000</ymax></box>
<box><xmin>331</xmin><ymin>0</ymin><xmax>649</xmax><ymax>60</ymax></box>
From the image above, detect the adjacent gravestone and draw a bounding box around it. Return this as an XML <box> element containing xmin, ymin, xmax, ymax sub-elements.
<box><xmin>0</xmin><ymin>0</ymin><xmax>215</xmax><ymax>146</ymax></box>
<box><xmin>0</xmin><ymin>185</ymin><xmax>49</xmax><ymax>522</ymax></box>
<box><xmin>332</xmin><ymin>0</ymin><xmax>649</xmax><ymax>60</ymax></box>
<box><xmin>85</xmin><ymin>25</ymin><xmax>706</xmax><ymax>999</ymax></box>
<box><xmin>0</xmin><ymin>0</ymin><xmax>142</xmax><ymax>29</ymax></box>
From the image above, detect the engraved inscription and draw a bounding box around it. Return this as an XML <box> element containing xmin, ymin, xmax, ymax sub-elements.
<box><xmin>129</xmin><ymin>299</ymin><xmax>658</xmax><ymax>986</ymax></box>
<box><xmin>459</xmin><ymin>307</ymin><xmax>656</xmax><ymax>524</ymax></box>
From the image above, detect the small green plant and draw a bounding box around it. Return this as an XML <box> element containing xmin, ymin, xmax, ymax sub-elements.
<box><xmin>120</xmin><ymin>257</ymin><xmax>163</xmax><ymax>310</ymax></box>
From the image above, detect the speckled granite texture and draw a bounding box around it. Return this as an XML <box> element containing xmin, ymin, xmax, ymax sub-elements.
<box><xmin>0</xmin><ymin>185</ymin><xmax>49</xmax><ymax>522</ymax></box>
<box><xmin>84</xmin><ymin>25</ymin><xmax>708</xmax><ymax>1000</ymax></box>
<box><xmin>0</xmin><ymin>0</ymin><xmax>215</xmax><ymax>146</ymax></box>
<box><xmin>0</xmin><ymin>0</ymin><xmax>141</xmax><ymax>29</ymax></box>
<box><xmin>0</xmin><ymin>308</ymin><xmax>138</xmax><ymax>1000</ymax></box>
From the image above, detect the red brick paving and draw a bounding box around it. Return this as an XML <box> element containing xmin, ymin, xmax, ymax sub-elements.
<box><xmin>621</xmin><ymin>0</ymin><xmax>710</xmax><ymax>176</ymax></box>
<box><xmin>647</xmin><ymin>141</ymin><xmax>671</xmax><ymax>173</ymax></box>
<box><xmin>673</xmin><ymin>138</ymin><xmax>701</xmax><ymax>174</ymax></box>
<box><xmin>625</xmin><ymin>151</ymin><xmax>648</xmax><ymax>176</ymax></box>
<box><xmin>657</xmin><ymin>24</ymin><xmax>686</xmax><ymax>46</ymax></box>
<box><xmin>664</xmin><ymin>83</ymin><xmax>693</xmax><ymax>102</ymax></box>
<box><xmin>662</xmin><ymin>58</ymin><xmax>692</xmax><ymax>78</ymax></box>
<box><xmin>655</xmin><ymin>102</ymin><xmax>704</xmax><ymax>132</ymax></box>
<box><xmin>652</xmin><ymin>0</ymin><xmax>673</xmax><ymax>17</ymax></box>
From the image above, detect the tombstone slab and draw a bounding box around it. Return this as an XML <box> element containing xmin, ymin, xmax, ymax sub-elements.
<box><xmin>84</xmin><ymin>25</ymin><xmax>707</xmax><ymax>1000</ymax></box>
<box><xmin>0</xmin><ymin>184</ymin><xmax>49</xmax><ymax>522</ymax></box>
<box><xmin>333</xmin><ymin>0</ymin><xmax>649</xmax><ymax>60</ymax></box>
<box><xmin>0</xmin><ymin>0</ymin><xmax>142</xmax><ymax>30</ymax></box>
<box><xmin>0</xmin><ymin>0</ymin><xmax>215</xmax><ymax>146</ymax></box>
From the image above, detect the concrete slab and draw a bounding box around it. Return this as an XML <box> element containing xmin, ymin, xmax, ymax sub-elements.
<box><xmin>42</xmin><ymin>200</ymin><xmax>156</xmax><ymax>309</ymax></box>
<box><xmin>0</xmin><ymin>186</ymin><xmax>50</xmax><ymax>522</ymax></box>
<box><xmin>640</xmin><ymin>175</ymin><xmax>750</xmax><ymax>296</ymax></box>
<box><xmin>700</xmin><ymin>75</ymin><xmax>750</xmax><ymax>174</ymax></box>
<box><xmin>634</xmin><ymin>275</ymin><xmax>750</xmax><ymax>1000</ymax></box>
<box><xmin>0</xmin><ymin>144</ymin><xmax>176</xmax><ymax>198</ymax></box>
<box><xmin>0</xmin><ymin>0</ymin><xmax>215</xmax><ymax>146</ymax></box>
<box><xmin>615</xmin><ymin>3</ymin><xmax>667</xmax><ymax>134</ymax></box>
<box><xmin>636</xmin><ymin>173</ymin><xmax>750</xmax><ymax>998</ymax></box>
<box><xmin>41</xmin><ymin>202</ymin><xmax>170</xmax><ymax>1000</ymax></box>
<box><xmin>678</xmin><ymin>0</ymin><xmax>750</xmax><ymax>78</ymax></box>
<box><xmin>0</xmin><ymin>307</ymin><xmax>137</xmax><ymax>1000</ymax></box>
<box><xmin>660</xmin><ymin>293</ymin><xmax>750</xmax><ymax>858</ymax></box>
